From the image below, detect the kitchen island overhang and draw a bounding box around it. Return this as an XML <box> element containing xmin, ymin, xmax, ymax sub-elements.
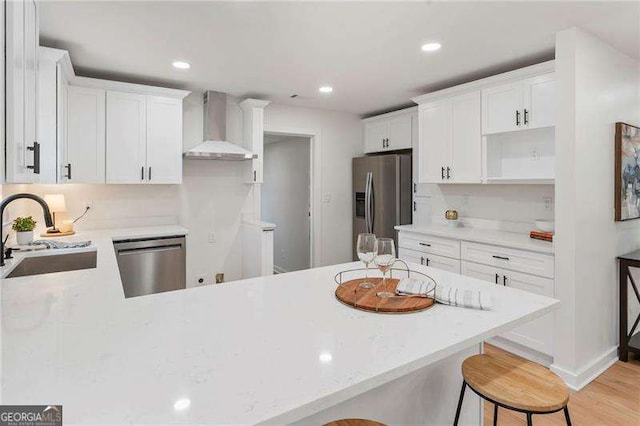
<box><xmin>1</xmin><ymin>248</ymin><xmax>559</xmax><ymax>425</ymax></box>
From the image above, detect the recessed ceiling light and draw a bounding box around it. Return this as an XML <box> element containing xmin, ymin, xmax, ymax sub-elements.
<box><xmin>421</xmin><ymin>42</ymin><xmax>442</xmax><ymax>52</ymax></box>
<box><xmin>319</xmin><ymin>86</ymin><xmax>333</xmax><ymax>94</ymax></box>
<box><xmin>173</xmin><ymin>398</ymin><xmax>191</xmax><ymax>411</ymax></box>
<box><xmin>172</xmin><ymin>61</ymin><xmax>191</xmax><ymax>69</ymax></box>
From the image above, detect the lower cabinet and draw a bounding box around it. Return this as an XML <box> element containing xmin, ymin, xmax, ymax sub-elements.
<box><xmin>461</xmin><ymin>260</ymin><xmax>554</xmax><ymax>356</ymax></box>
<box><xmin>398</xmin><ymin>248</ymin><xmax>461</xmax><ymax>274</ymax></box>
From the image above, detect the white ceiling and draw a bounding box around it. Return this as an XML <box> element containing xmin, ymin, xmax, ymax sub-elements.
<box><xmin>39</xmin><ymin>1</ymin><xmax>640</xmax><ymax>116</ymax></box>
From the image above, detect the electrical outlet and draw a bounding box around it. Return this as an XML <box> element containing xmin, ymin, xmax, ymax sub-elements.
<box><xmin>322</xmin><ymin>193</ymin><xmax>332</xmax><ymax>203</ymax></box>
<box><xmin>208</xmin><ymin>232</ymin><xmax>216</xmax><ymax>244</ymax></box>
<box><xmin>462</xmin><ymin>195</ymin><xmax>470</xmax><ymax>206</ymax></box>
<box><xmin>543</xmin><ymin>197</ymin><xmax>553</xmax><ymax>211</ymax></box>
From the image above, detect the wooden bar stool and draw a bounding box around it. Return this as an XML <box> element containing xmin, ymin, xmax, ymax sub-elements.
<box><xmin>324</xmin><ymin>419</ymin><xmax>385</xmax><ymax>426</ymax></box>
<box><xmin>453</xmin><ymin>353</ymin><xmax>571</xmax><ymax>426</ymax></box>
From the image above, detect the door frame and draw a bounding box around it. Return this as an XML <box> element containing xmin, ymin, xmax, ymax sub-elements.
<box><xmin>262</xmin><ymin>125</ymin><xmax>321</xmax><ymax>268</ymax></box>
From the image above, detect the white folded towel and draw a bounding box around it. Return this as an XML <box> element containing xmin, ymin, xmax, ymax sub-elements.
<box><xmin>395</xmin><ymin>277</ymin><xmax>435</xmax><ymax>298</ymax></box>
<box><xmin>395</xmin><ymin>277</ymin><xmax>492</xmax><ymax>310</ymax></box>
<box><xmin>436</xmin><ymin>282</ymin><xmax>493</xmax><ymax>310</ymax></box>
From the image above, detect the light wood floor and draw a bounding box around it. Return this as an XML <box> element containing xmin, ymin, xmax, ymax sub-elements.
<box><xmin>482</xmin><ymin>344</ymin><xmax>640</xmax><ymax>425</ymax></box>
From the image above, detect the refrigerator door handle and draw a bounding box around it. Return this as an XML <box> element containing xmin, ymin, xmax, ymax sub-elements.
<box><xmin>364</xmin><ymin>172</ymin><xmax>372</xmax><ymax>233</ymax></box>
<box><xmin>368</xmin><ymin>172</ymin><xmax>375</xmax><ymax>233</ymax></box>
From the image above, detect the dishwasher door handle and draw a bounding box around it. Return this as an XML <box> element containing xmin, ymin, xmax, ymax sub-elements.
<box><xmin>117</xmin><ymin>244</ymin><xmax>183</xmax><ymax>256</ymax></box>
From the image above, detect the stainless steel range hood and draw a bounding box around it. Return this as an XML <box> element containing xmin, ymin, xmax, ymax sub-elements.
<box><xmin>183</xmin><ymin>91</ymin><xmax>257</xmax><ymax>160</ymax></box>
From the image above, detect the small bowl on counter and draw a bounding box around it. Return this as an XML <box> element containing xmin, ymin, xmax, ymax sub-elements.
<box><xmin>534</xmin><ymin>219</ymin><xmax>555</xmax><ymax>233</ymax></box>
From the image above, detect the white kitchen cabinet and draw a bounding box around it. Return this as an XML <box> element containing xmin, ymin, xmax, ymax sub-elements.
<box><xmin>482</xmin><ymin>73</ymin><xmax>555</xmax><ymax>135</ymax></box>
<box><xmin>418</xmin><ymin>91</ymin><xmax>481</xmax><ymax>184</ymax></box>
<box><xmin>461</xmin><ymin>260</ymin><xmax>554</xmax><ymax>355</ymax></box>
<box><xmin>106</xmin><ymin>93</ymin><xmax>183</xmax><ymax>184</ymax></box>
<box><xmin>5</xmin><ymin>0</ymin><xmax>39</xmax><ymax>183</ymax></box>
<box><xmin>461</xmin><ymin>241</ymin><xmax>554</xmax><ymax>278</ymax></box>
<box><xmin>106</xmin><ymin>91</ymin><xmax>147</xmax><ymax>183</ymax></box>
<box><xmin>399</xmin><ymin>248</ymin><xmax>461</xmax><ymax>273</ymax></box>
<box><xmin>146</xmin><ymin>96</ymin><xmax>183</xmax><ymax>184</ymax></box>
<box><xmin>65</xmin><ymin>86</ymin><xmax>106</xmax><ymax>183</ymax></box>
<box><xmin>363</xmin><ymin>108</ymin><xmax>415</xmax><ymax>154</ymax></box>
<box><xmin>523</xmin><ymin>74</ymin><xmax>555</xmax><ymax>130</ymax></box>
<box><xmin>240</xmin><ymin>99</ymin><xmax>270</xmax><ymax>184</ymax></box>
<box><xmin>38</xmin><ymin>47</ymin><xmax>72</xmax><ymax>183</ymax></box>
<box><xmin>398</xmin><ymin>232</ymin><xmax>461</xmax><ymax>259</ymax></box>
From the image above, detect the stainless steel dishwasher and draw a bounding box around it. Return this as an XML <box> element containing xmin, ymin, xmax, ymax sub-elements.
<box><xmin>113</xmin><ymin>235</ymin><xmax>186</xmax><ymax>298</ymax></box>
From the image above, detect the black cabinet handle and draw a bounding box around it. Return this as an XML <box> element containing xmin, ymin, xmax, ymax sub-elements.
<box><xmin>492</xmin><ymin>255</ymin><xmax>510</xmax><ymax>261</ymax></box>
<box><xmin>420</xmin><ymin>256</ymin><xmax>424</xmax><ymax>265</ymax></box>
<box><xmin>419</xmin><ymin>242</ymin><xmax>431</xmax><ymax>247</ymax></box>
<box><xmin>141</xmin><ymin>166</ymin><xmax>145</xmax><ymax>181</ymax></box>
<box><xmin>446</xmin><ymin>167</ymin><xmax>451</xmax><ymax>179</ymax></box>
<box><xmin>425</xmin><ymin>258</ymin><xmax>430</xmax><ymax>266</ymax></box>
<box><xmin>413</xmin><ymin>201</ymin><xmax>417</xmax><ymax>212</ymax></box>
<box><xmin>503</xmin><ymin>275</ymin><xmax>507</xmax><ymax>286</ymax></box>
<box><xmin>64</xmin><ymin>163</ymin><xmax>72</xmax><ymax>180</ymax></box>
<box><xmin>27</xmin><ymin>141</ymin><xmax>40</xmax><ymax>174</ymax></box>
<box><xmin>524</xmin><ymin>109</ymin><xmax>529</xmax><ymax>125</ymax></box>
<box><xmin>413</xmin><ymin>183</ymin><xmax>417</xmax><ymax>193</ymax></box>
<box><xmin>495</xmin><ymin>273</ymin><xmax>499</xmax><ymax>284</ymax></box>
<box><xmin>441</xmin><ymin>167</ymin><xmax>445</xmax><ymax>180</ymax></box>
<box><xmin>516</xmin><ymin>110</ymin><xmax>521</xmax><ymax>126</ymax></box>
<box><xmin>253</xmin><ymin>170</ymin><xmax>257</xmax><ymax>182</ymax></box>
<box><xmin>148</xmin><ymin>167</ymin><xmax>152</xmax><ymax>181</ymax></box>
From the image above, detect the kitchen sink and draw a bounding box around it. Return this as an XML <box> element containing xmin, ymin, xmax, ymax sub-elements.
<box><xmin>5</xmin><ymin>250</ymin><xmax>97</xmax><ymax>278</ymax></box>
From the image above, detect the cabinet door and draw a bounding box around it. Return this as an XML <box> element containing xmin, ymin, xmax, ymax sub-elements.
<box><xmin>450</xmin><ymin>92</ymin><xmax>482</xmax><ymax>183</ymax></box>
<box><xmin>146</xmin><ymin>96</ymin><xmax>183</xmax><ymax>184</ymax></box>
<box><xmin>418</xmin><ymin>102</ymin><xmax>451</xmax><ymax>183</ymax></box>
<box><xmin>482</xmin><ymin>81</ymin><xmax>523</xmax><ymax>135</ymax></box>
<box><xmin>66</xmin><ymin>86</ymin><xmax>106</xmax><ymax>183</ymax></box>
<box><xmin>523</xmin><ymin>73</ymin><xmax>555</xmax><ymax>130</ymax></box>
<box><xmin>387</xmin><ymin>114</ymin><xmax>412</xmax><ymax>150</ymax></box>
<box><xmin>5</xmin><ymin>0</ymin><xmax>39</xmax><ymax>183</ymax></box>
<box><xmin>364</xmin><ymin>120</ymin><xmax>388</xmax><ymax>153</ymax></box>
<box><xmin>398</xmin><ymin>247</ymin><xmax>427</xmax><ymax>266</ymax></box>
<box><xmin>501</xmin><ymin>269</ymin><xmax>554</xmax><ymax>355</ymax></box>
<box><xmin>57</xmin><ymin>65</ymin><xmax>69</xmax><ymax>182</ymax></box>
<box><xmin>425</xmin><ymin>253</ymin><xmax>461</xmax><ymax>273</ymax></box>
<box><xmin>106</xmin><ymin>91</ymin><xmax>147</xmax><ymax>183</ymax></box>
<box><xmin>461</xmin><ymin>261</ymin><xmax>501</xmax><ymax>285</ymax></box>
<box><xmin>37</xmin><ymin>51</ymin><xmax>59</xmax><ymax>184</ymax></box>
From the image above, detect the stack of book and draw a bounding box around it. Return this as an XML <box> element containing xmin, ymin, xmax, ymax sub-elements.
<box><xmin>530</xmin><ymin>231</ymin><xmax>553</xmax><ymax>242</ymax></box>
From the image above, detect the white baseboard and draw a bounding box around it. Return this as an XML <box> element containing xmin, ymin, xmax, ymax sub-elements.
<box><xmin>273</xmin><ymin>265</ymin><xmax>289</xmax><ymax>274</ymax></box>
<box><xmin>550</xmin><ymin>346</ymin><xmax>618</xmax><ymax>391</ymax></box>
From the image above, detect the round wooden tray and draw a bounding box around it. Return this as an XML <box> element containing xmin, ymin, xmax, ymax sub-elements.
<box><xmin>335</xmin><ymin>277</ymin><xmax>435</xmax><ymax>314</ymax></box>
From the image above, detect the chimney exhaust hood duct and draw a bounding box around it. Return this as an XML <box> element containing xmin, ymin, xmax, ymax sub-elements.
<box><xmin>183</xmin><ymin>91</ymin><xmax>257</xmax><ymax>160</ymax></box>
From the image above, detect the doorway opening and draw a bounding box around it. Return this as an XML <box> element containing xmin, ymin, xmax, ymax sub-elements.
<box><xmin>262</xmin><ymin>132</ymin><xmax>312</xmax><ymax>273</ymax></box>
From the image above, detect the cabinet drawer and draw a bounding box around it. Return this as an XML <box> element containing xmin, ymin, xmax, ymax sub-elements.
<box><xmin>461</xmin><ymin>241</ymin><xmax>553</xmax><ymax>278</ymax></box>
<box><xmin>399</xmin><ymin>248</ymin><xmax>461</xmax><ymax>274</ymax></box>
<box><xmin>398</xmin><ymin>232</ymin><xmax>461</xmax><ymax>259</ymax></box>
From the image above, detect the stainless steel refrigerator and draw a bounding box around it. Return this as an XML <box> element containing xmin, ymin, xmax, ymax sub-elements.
<box><xmin>352</xmin><ymin>154</ymin><xmax>412</xmax><ymax>260</ymax></box>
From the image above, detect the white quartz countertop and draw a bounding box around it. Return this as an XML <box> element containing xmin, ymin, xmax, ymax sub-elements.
<box><xmin>396</xmin><ymin>224</ymin><xmax>554</xmax><ymax>255</ymax></box>
<box><xmin>1</xmin><ymin>226</ymin><xmax>557</xmax><ymax>425</ymax></box>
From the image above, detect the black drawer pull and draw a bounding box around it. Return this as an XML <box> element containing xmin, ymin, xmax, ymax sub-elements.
<box><xmin>492</xmin><ymin>255</ymin><xmax>510</xmax><ymax>261</ymax></box>
<box><xmin>495</xmin><ymin>273</ymin><xmax>499</xmax><ymax>284</ymax></box>
<box><xmin>503</xmin><ymin>275</ymin><xmax>507</xmax><ymax>286</ymax></box>
<box><xmin>419</xmin><ymin>242</ymin><xmax>431</xmax><ymax>247</ymax></box>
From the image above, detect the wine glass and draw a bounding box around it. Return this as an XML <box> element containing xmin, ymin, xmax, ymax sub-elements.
<box><xmin>374</xmin><ymin>238</ymin><xmax>396</xmax><ymax>298</ymax></box>
<box><xmin>357</xmin><ymin>233</ymin><xmax>378</xmax><ymax>289</ymax></box>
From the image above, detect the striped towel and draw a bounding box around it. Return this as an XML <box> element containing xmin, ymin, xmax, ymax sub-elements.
<box><xmin>30</xmin><ymin>240</ymin><xmax>92</xmax><ymax>249</ymax></box>
<box><xmin>436</xmin><ymin>283</ymin><xmax>493</xmax><ymax>310</ymax></box>
<box><xmin>395</xmin><ymin>277</ymin><xmax>434</xmax><ymax>297</ymax></box>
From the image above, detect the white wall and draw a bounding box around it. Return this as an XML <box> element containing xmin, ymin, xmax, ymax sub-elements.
<box><xmin>262</xmin><ymin>137</ymin><xmax>311</xmax><ymax>272</ymax></box>
<box><xmin>553</xmin><ymin>27</ymin><xmax>640</xmax><ymax>389</ymax></box>
<box><xmin>263</xmin><ymin>103</ymin><xmax>363</xmax><ymax>266</ymax></box>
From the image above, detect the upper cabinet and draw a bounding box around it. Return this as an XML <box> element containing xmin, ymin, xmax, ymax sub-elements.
<box><xmin>417</xmin><ymin>91</ymin><xmax>481</xmax><ymax>184</ymax></box>
<box><xmin>5</xmin><ymin>0</ymin><xmax>39</xmax><ymax>183</ymax></box>
<box><xmin>482</xmin><ymin>72</ymin><xmax>555</xmax><ymax>135</ymax></box>
<box><xmin>145</xmin><ymin>96</ymin><xmax>183</xmax><ymax>184</ymax></box>
<box><xmin>363</xmin><ymin>108</ymin><xmax>416</xmax><ymax>154</ymax></box>
<box><xmin>413</xmin><ymin>61</ymin><xmax>556</xmax><ymax>185</ymax></box>
<box><xmin>64</xmin><ymin>86</ymin><xmax>106</xmax><ymax>183</ymax></box>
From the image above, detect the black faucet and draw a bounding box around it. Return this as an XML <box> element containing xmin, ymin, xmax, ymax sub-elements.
<box><xmin>0</xmin><ymin>193</ymin><xmax>54</xmax><ymax>267</ymax></box>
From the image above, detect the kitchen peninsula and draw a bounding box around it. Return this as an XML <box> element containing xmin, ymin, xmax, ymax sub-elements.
<box><xmin>0</xmin><ymin>229</ymin><xmax>558</xmax><ymax>425</ymax></box>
